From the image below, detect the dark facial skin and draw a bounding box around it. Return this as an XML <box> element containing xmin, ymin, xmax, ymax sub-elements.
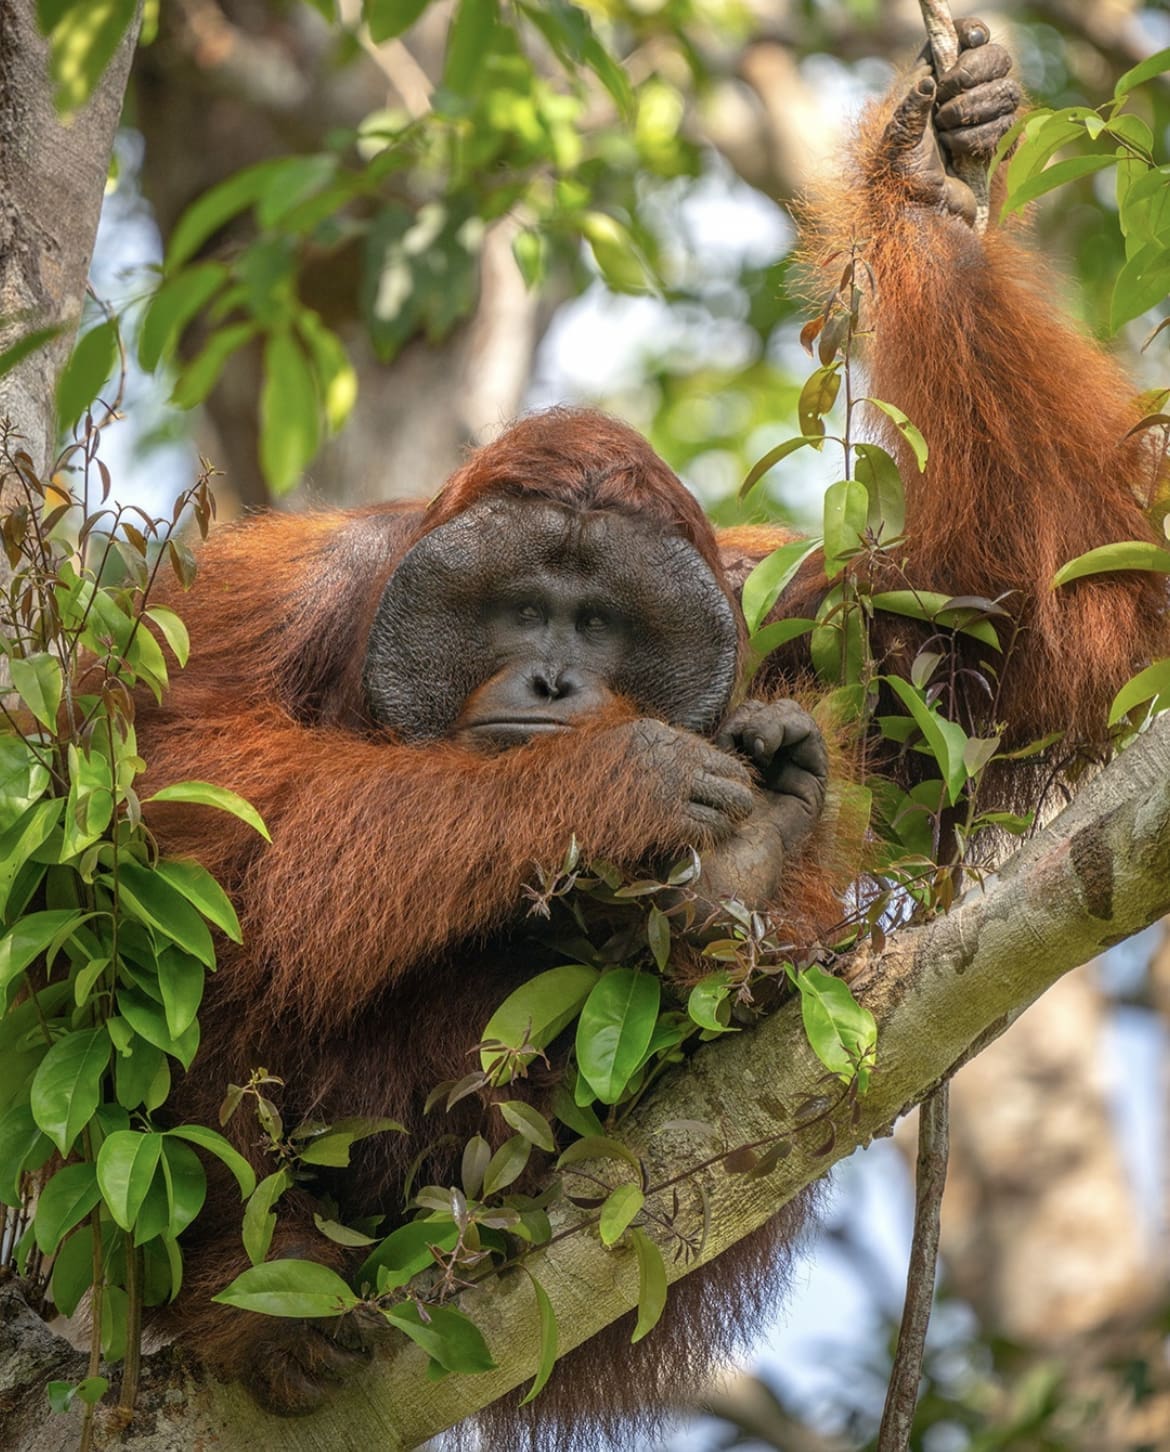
<box><xmin>364</xmin><ymin>496</ymin><xmax>830</xmax><ymax>904</ymax></box>
<box><xmin>364</xmin><ymin>498</ymin><xmax>740</xmax><ymax>743</ymax></box>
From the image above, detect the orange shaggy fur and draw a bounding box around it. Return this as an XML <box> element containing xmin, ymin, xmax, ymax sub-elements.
<box><xmin>133</xmin><ymin>87</ymin><xmax>1168</xmax><ymax>1449</ymax></box>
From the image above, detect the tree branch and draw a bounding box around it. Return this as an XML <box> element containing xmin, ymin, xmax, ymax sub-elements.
<box><xmin>7</xmin><ymin>713</ymin><xmax>1170</xmax><ymax>1451</ymax></box>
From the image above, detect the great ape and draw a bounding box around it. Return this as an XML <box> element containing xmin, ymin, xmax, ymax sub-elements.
<box><xmin>137</xmin><ymin>20</ymin><xmax>1166</xmax><ymax>1438</ymax></box>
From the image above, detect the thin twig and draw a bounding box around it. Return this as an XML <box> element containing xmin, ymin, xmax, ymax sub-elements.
<box><xmin>876</xmin><ymin>1083</ymin><xmax>950</xmax><ymax>1452</ymax></box>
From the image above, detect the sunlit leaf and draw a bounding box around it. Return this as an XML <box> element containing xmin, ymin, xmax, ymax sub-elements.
<box><xmin>599</xmin><ymin>1183</ymin><xmax>644</xmax><ymax>1247</ymax></box>
<box><xmin>575</xmin><ymin>970</ymin><xmax>660</xmax><ymax>1105</ymax></box>
<box><xmin>212</xmin><ymin>1258</ymin><xmax>360</xmax><ymax>1316</ymax></box>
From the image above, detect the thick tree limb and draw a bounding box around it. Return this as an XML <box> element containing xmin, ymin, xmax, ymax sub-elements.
<box><xmin>6</xmin><ymin>714</ymin><xmax>1170</xmax><ymax>1450</ymax></box>
<box><xmin>0</xmin><ymin>2</ymin><xmax>140</xmax><ymax>481</ymax></box>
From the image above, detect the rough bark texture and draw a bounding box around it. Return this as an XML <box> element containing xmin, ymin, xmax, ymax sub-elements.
<box><xmin>5</xmin><ymin>713</ymin><xmax>1170</xmax><ymax>1452</ymax></box>
<box><xmin>0</xmin><ymin>1</ymin><xmax>139</xmax><ymax>478</ymax></box>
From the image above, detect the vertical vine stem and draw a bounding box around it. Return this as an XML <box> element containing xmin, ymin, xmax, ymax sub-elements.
<box><xmin>917</xmin><ymin>0</ymin><xmax>991</xmax><ymax>233</ymax></box>
<box><xmin>876</xmin><ymin>1082</ymin><xmax>951</xmax><ymax>1452</ymax></box>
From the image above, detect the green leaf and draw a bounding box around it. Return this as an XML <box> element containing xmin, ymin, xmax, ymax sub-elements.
<box><xmin>34</xmin><ymin>1162</ymin><xmax>101</xmax><ymax>1255</ymax></box>
<box><xmin>365</xmin><ymin>0</ymin><xmax>430</xmax><ymax>42</ymax></box>
<box><xmin>154</xmin><ymin>857</ymin><xmax>242</xmax><ymax>943</ymax></box>
<box><xmin>143</xmin><ymin>780</ymin><xmax>270</xmax><ymax>839</ymax></box>
<box><xmin>9</xmin><ymin>653</ymin><xmax>63</xmax><ymax>732</ymax></box>
<box><xmin>0</xmin><ymin>799</ymin><xmax>61</xmax><ymax>919</ymax></box>
<box><xmin>144</xmin><ymin>607</ymin><xmax>191</xmax><ymax>668</ymax></box>
<box><xmin>443</xmin><ymin>0</ymin><xmax>499</xmax><ymax>94</ymax></box>
<box><xmin>357</xmin><ymin>1219</ymin><xmax>459</xmax><ymax>1293</ymax></box>
<box><xmin>599</xmin><ymin>1183</ymin><xmax>644</xmax><ymax>1247</ymax></box>
<box><xmin>166</xmin><ymin>1123</ymin><xmax>257</xmax><ymax>1197</ymax></box>
<box><xmin>113</xmin><ymin>859</ymin><xmax>215</xmax><ymax>966</ymax></box>
<box><xmin>96</xmin><ymin>1131</ymin><xmax>164</xmax><ymax>1232</ymax></box>
<box><xmin>0</xmin><ymin>910</ymin><xmax>85</xmax><ymax>1002</ymax></box>
<box><xmin>885</xmin><ymin>675</ymin><xmax>970</xmax><ymax>806</ymax></box>
<box><xmin>167</xmin><ymin>161</ymin><xmax>288</xmax><ymax>269</ymax></box>
<box><xmin>260</xmin><ymin>328</ymin><xmax>320</xmax><ymax>494</ymax></box>
<box><xmin>518</xmin><ymin>1273</ymin><xmax>558</xmax><ymax>1405</ymax></box>
<box><xmin>313</xmin><ymin>1214</ymin><xmax>377</xmax><ymax>1248</ymax></box>
<box><xmin>580</xmin><ymin>212</ymin><xmax>653</xmax><ymax>294</ymax></box>
<box><xmin>50</xmin><ymin>1228</ymin><xmax>95</xmax><ymax>1316</ymax></box>
<box><xmin>575</xmin><ymin>970</ymin><xmax>660</xmax><ymax>1105</ymax></box>
<box><xmin>212</xmin><ymin>1258</ymin><xmax>361</xmax><ymax>1317</ymax></box>
<box><xmin>481</xmin><ymin>1134</ymin><xmax>531</xmax><ymax>1196</ymax></box>
<box><xmin>384</xmin><ymin>1301</ymin><xmax>496</xmax><ymax>1373</ymax></box>
<box><xmin>629</xmin><ymin>1227</ymin><xmax>667</xmax><ymax>1343</ymax></box>
<box><xmin>0</xmin><ymin>1103</ymin><xmax>53</xmax><ymax>1206</ymax></box>
<box><xmin>243</xmin><ymin>1169</ymin><xmax>293</xmax><ymax>1265</ymax></box>
<box><xmin>797</xmin><ymin>364</ymin><xmax>840</xmax><ymax>437</ymax></box>
<box><xmin>867</xmin><ymin>398</ymin><xmax>928</xmax><ymax>471</ymax></box>
<box><xmin>739</xmin><ymin>436</ymin><xmax>822</xmax><ymax>499</ymax></box>
<box><xmin>1109</xmin><ymin>659</ymin><xmax>1170</xmax><ymax>724</ymax></box>
<box><xmin>646</xmin><ymin>904</ymin><xmax>670</xmax><ymax>973</ymax></box>
<box><xmin>741</xmin><ymin>538</ymin><xmax>821</xmax><ymax>635</ymax></box>
<box><xmin>517</xmin><ymin>0</ymin><xmax>633</xmax><ymax>119</ymax></box>
<box><xmin>556</xmin><ymin>1134</ymin><xmax>642</xmax><ymax>1173</ymax></box>
<box><xmin>1002</xmin><ymin>153</ymin><xmax>1116</xmax><ymax>217</ymax></box>
<box><xmin>0</xmin><ymin>325</ymin><xmax>63</xmax><ymax>381</ymax></box>
<box><xmin>138</xmin><ymin>263</ymin><xmax>228</xmax><ymax>371</ymax></box>
<box><xmin>0</xmin><ymin>737</ymin><xmax>51</xmax><ymax>835</ymax></box>
<box><xmin>117</xmin><ymin>987</ymin><xmax>200</xmax><ymax>1067</ymax></box>
<box><xmin>170</xmin><ymin>323</ymin><xmax>258</xmax><ymax>409</ymax></box>
<box><xmin>30</xmin><ymin>1028</ymin><xmax>110</xmax><ymax>1155</ymax></box>
<box><xmin>869</xmin><ymin>590</ymin><xmax>1001</xmax><ymax>648</ymax></box>
<box><xmin>40</xmin><ymin>0</ymin><xmax>137</xmax><ymax>115</ymax></box>
<box><xmin>687</xmin><ymin>972</ymin><xmax>733</xmax><ymax>1033</ymax></box>
<box><xmin>158</xmin><ymin>1138</ymin><xmax>206</xmax><ymax>1242</ymax></box>
<box><xmin>297</xmin><ymin>310</ymin><xmax>357</xmax><ymax>435</ymax></box>
<box><xmin>480</xmin><ymin>963</ymin><xmax>599</xmax><ymax>1080</ymax></box>
<box><xmin>498</xmin><ymin>1101</ymin><xmax>555</xmax><ymax>1152</ymax></box>
<box><xmin>795</xmin><ymin>966</ymin><xmax>877</xmax><ymax>1087</ymax></box>
<box><xmin>1052</xmin><ymin>540</ymin><xmax>1170</xmax><ymax>587</ymax></box>
<box><xmin>155</xmin><ymin>948</ymin><xmax>205</xmax><ymax>1040</ymax></box>
<box><xmin>56</xmin><ymin>319</ymin><xmax>119</xmax><ymax>431</ymax></box>
<box><xmin>1115</xmin><ymin>47</ymin><xmax>1170</xmax><ymax>100</ymax></box>
<box><xmin>853</xmin><ymin>443</ymin><xmax>905</xmax><ymax>538</ymax></box>
<box><xmin>822</xmin><ymin>478</ymin><xmax>868</xmax><ymax>577</ymax></box>
<box><xmin>298</xmin><ymin>1115</ymin><xmax>405</xmax><ymax>1167</ymax></box>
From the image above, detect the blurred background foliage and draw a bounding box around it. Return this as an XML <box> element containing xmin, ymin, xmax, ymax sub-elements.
<box><xmin>58</xmin><ymin>1</ymin><xmax>1170</xmax><ymax>1448</ymax></box>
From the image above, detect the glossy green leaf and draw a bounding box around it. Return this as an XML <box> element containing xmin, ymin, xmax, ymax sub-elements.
<box><xmin>0</xmin><ymin>1102</ymin><xmax>53</xmax><ymax>1206</ymax></box>
<box><xmin>629</xmin><ymin>1227</ymin><xmax>667</xmax><ymax>1343</ymax></box>
<box><xmin>1052</xmin><ymin>540</ymin><xmax>1170</xmax><ymax>587</ymax></box>
<box><xmin>158</xmin><ymin>1138</ymin><xmax>207</xmax><ymax>1242</ymax></box>
<box><xmin>34</xmin><ymin>1161</ymin><xmax>100</xmax><ymax>1254</ymax></box>
<box><xmin>50</xmin><ymin>1227</ymin><xmax>95</xmax><ymax>1316</ymax></box>
<box><xmin>9</xmin><ymin>653</ymin><xmax>63</xmax><ymax>732</ymax></box>
<box><xmin>170</xmin><ymin>322</ymin><xmax>258</xmax><ymax>409</ymax></box>
<box><xmin>481</xmin><ymin>1134</ymin><xmax>531</xmax><ymax>1196</ymax></box>
<box><xmin>867</xmin><ymin>398</ymin><xmax>929</xmax><ymax>471</ymax></box>
<box><xmin>212</xmin><ymin>1258</ymin><xmax>361</xmax><ymax>1317</ymax></box>
<box><xmin>518</xmin><ymin>1273</ymin><xmax>558</xmax><ymax>1405</ymax></box>
<box><xmin>687</xmin><ymin>972</ymin><xmax>733</xmax><ymax>1033</ymax></box>
<box><xmin>1115</xmin><ymin>46</ymin><xmax>1170</xmax><ymax>99</ymax></box>
<box><xmin>599</xmin><ymin>1183</ymin><xmax>644</xmax><ymax>1247</ymax></box>
<box><xmin>822</xmin><ymin>478</ymin><xmax>868</xmax><ymax>577</ymax></box>
<box><xmin>885</xmin><ymin>676</ymin><xmax>969</xmax><ymax>806</ymax></box>
<box><xmin>1002</xmin><ymin>153</ymin><xmax>1116</xmax><ymax>217</ymax></box>
<box><xmin>357</xmin><ymin>1219</ymin><xmax>459</xmax><ymax>1293</ymax></box>
<box><xmin>741</xmin><ymin>538</ymin><xmax>821</xmax><ymax>635</ymax></box>
<box><xmin>0</xmin><ymin>799</ymin><xmax>62</xmax><ymax>918</ymax></box>
<box><xmin>479</xmin><ymin>963</ymin><xmax>599</xmax><ymax>1080</ymax></box>
<box><xmin>1109</xmin><ymin>659</ymin><xmax>1170</xmax><ymax>724</ymax></box>
<box><xmin>0</xmin><ymin>910</ymin><xmax>85</xmax><ymax>1000</ymax></box>
<box><xmin>96</xmin><ymin>1131</ymin><xmax>164</xmax><ymax>1231</ymax></box>
<box><xmin>166</xmin><ymin>1123</ymin><xmax>257</xmax><ymax>1197</ymax></box>
<box><xmin>384</xmin><ymin>1301</ymin><xmax>496</xmax><ymax>1373</ymax></box>
<box><xmin>498</xmin><ymin>1100</ymin><xmax>555</xmax><ymax>1152</ymax></box>
<box><xmin>243</xmin><ymin>1169</ymin><xmax>293</xmax><ymax>1266</ymax></box>
<box><xmin>296</xmin><ymin>1115</ymin><xmax>405</xmax><ymax>1168</ymax></box>
<box><xmin>739</xmin><ymin>437</ymin><xmax>822</xmax><ymax>499</ymax></box>
<box><xmin>797</xmin><ymin>365</ymin><xmax>840</xmax><ymax>437</ymax></box>
<box><xmin>114</xmin><ymin>859</ymin><xmax>215</xmax><ymax>965</ymax></box>
<box><xmin>854</xmin><ymin>443</ymin><xmax>905</xmax><ymax>538</ymax></box>
<box><xmin>29</xmin><ymin>1027</ymin><xmax>110</xmax><ymax>1154</ymax></box>
<box><xmin>144</xmin><ymin>607</ymin><xmax>191</xmax><ymax>668</ymax></box>
<box><xmin>795</xmin><ymin>966</ymin><xmax>877</xmax><ymax>1087</ymax></box>
<box><xmin>155</xmin><ymin>947</ymin><xmax>205</xmax><ymax>1040</ymax></box>
<box><xmin>869</xmin><ymin>591</ymin><xmax>1001</xmax><ymax>648</ymax></box>
<box><xmin>575</xmin><ymin>970</ymin><xmax>660</xmax><ymax>1105</ymax></box>
<box><xmin>144</xmin><ymin>780</ymin><xmax>270</xmax><ymax>840</ymax></box>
